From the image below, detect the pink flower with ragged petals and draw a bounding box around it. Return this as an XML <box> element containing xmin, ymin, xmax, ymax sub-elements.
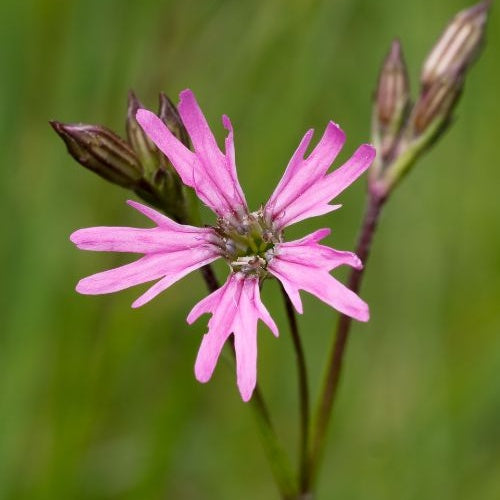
<box><xmin>70</xmin><ymin>89</ymin><xmax>376</xmax><ymax>401</ymax></box>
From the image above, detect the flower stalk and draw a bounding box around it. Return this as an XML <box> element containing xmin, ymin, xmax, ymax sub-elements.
<box><xmin>201</xmin><ymin>253</ymin><xmax>297</xmax><ymax>498</ymax></box>
<box><xmin>307</xmin><ymin>0</ymin><xmax>490</xmax><ymax>490</ymax></box>
<box><xmin>280</xmin><ymin>284</ymin><xmax>310</xmax><ymax>493</ymax></box>
<box><xmin>250</xmin><ymin>387</ymin><xmax>299</xmax><ymax>499</ymax></box>
<box><xmin>307</xmin><ymin>190</ymin><xmax>385</xmax><ymax>488</ymax></box>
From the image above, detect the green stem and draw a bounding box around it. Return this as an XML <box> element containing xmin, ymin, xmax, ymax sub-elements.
<box><xmin>153</xmin><ymin>196</ymin><xmax>296</xmax><ymax>497</ymax></box>
<box><xmin>280</xmin><ymin>284</ymin><xmax>310</xmax><ymax>494</ymax></box>
<box><xmin>199</xmin><ymin>259</ymin><xmax>297</xmax><ymax>498</ymax></box>
<box><xmin>250</xmin><ymin>387</ymin><xmax>299</xmax><ymax>499</ymax></box>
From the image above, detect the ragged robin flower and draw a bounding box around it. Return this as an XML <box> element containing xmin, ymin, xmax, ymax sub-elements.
<box><xmin>70</xmin><ymin>90</ymin><xmax>375</xmax><ymax>401</ymax></box>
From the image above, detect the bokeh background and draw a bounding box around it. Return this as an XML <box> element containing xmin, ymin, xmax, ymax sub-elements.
<box><xmin>1</xmin><ymin>0</ymin><xmax>499</xmax><ymax>498</ymax></box>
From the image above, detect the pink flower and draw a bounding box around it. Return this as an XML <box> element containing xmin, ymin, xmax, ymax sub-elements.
<box><xmin>71</xmin><ymin>89</ymin><xmax>375</xmax><ymax>401</ymax></box>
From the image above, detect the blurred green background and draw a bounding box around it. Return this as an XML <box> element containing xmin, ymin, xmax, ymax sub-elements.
<box><xmin>1</xmin><ymin>0</ymin><xmax>499</xmax><ymax>498</ymax></box>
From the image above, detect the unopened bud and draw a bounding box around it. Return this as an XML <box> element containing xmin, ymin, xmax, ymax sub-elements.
<box><xmin>50</xmin><ymin>121</ymin><xmax>142</xmax><ymax>188</ymax></box>
<box><xmin>52</xmin><ymin>93</ymin><xmax>197</xmax><ymax>224</ymax></box>
<box><xmin>421</xmin><ymin>0</ymin><xmax>490</xmax><ymax>90</ymax></box>
<box><xmin>126</xmin><ymin>91</ymin><xmax>163</xmax><ymax>175</ymax></box>
<box><xmin>374</xmin><ymin>1</ymin><xmax>490</xmax><ymax>196</ymax></box>
<box><xmin>376</xmin><ymin>40</ymin><xmax>410</xmax><ymax>126</ymax></box>
<box><xmin>126</xmin><ymin>91</ymin><xmax>188</xmax><ymax>192</ymax></box>
<box><xmin>128</xmin><ymin>91</ymin><xmax>190</xmax><ymax>222</ymax></box>
<box><xmin>412</xmin><ymin>70</ymin><xmax>463</xmax><ymax>135</ymax></box>
<box><xmin>158</xmin><ymin>92</ymin><xmax>190</xmax><ymax>146</ymax></box>
<box><xmin>373</xmin><ymin>39</ymin><xmax>410</xmax><ymax>159</ymax></box>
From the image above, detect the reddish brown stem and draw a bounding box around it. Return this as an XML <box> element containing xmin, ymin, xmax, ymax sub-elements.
<box><xmin>306</xmin><ymin>192</ymin><xmax>385</xmax><ymax>488</ymax></box>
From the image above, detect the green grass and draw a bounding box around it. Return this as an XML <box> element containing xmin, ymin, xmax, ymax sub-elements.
<box><xmin>1</xmin><ymin>0</ymin><xmax>499</xmax><ymax>498</ymax></box>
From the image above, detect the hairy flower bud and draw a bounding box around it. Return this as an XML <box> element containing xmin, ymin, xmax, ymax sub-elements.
<box><xmin>50</xmin><ymin>121</ymin><xmax>142</xmax><ymax>188</ymax></box>
<box><xmin>373</xmin><ymin>39</ymin><xmax>410</xmax><ymax>160</ymax></box>
<box><xmin>421</xmin><ymin>0</ymin><xmax>490</xmax><ymax>90</ymax></box>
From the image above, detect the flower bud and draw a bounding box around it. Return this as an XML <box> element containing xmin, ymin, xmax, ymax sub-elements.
<box><xmin>50</xmin><ymin>121</ymin><xmax>142</xmax><ymax>188</ymax></box>
<box><xmin>412</xmin><ymin>70</ymin><xmax>463</xmax><ymax>135</ymax></box>
<box><xmin>421</xmin><ymin>0</ymin><xmax>490</xmax><ymax>90</ymax></box>
<box><xmin>126</xmin><ymin>91</ymin><xmax>188</xmax><ymax>193</ymax></box>
<box><xmin>409</xmin><ymin>1</ymin><xmax>490</xmax><ymax>139</ymax></box>
<box><xmin>126</xmin><ymin>91</ymin><xmax>163</xmax><ymax>175</ymax></box>
<box><xmin>128</xmin><ymin>92</ymin><xmax>191</xmax><ymax>222</ymax></box>
<box><xmin>373</xmin><ymin>39</ymin><xmax>410</xmax><ymax>159</ymax></box>
<box><xmin>154</xmin><ymin>94</ymin><xmax>188</xmax><ymax>215</ymax></box>
<box><xmin>52</xmin><ymin>93</ymin><xmax>198</xmax><ymax>224</ymax></box>
<box><xmin>376</xmin><ymin>40</ymin><xmax>410</xmax><ymax>127</ymax></box>
<box><xmin>158</xmin><ymin>92</ymin><xmax>190</xmax><ymax>146</ymax></box>
<box><xmin>373</xmin><ymin>1</ymin><xmax>490</xmax><ymax>196</ymax></box>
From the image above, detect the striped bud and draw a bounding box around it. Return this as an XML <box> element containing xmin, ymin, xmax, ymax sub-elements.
<box><xmin>413</xmin><ymin>70</ymin><xmax>463</xmax><ymax>135</ymax></box>
<box><xmin>158</xmin><ymin>92</ymin><xmax>190</xmax><ymax>146</ymax></box>
<box><xmin>421</xmin><ymin>0</ymin><xmax>490</xmax><ymax>90</ymax></box>
<box><xmin>126</xmin><ymin>91</ymin><xmax>164</xmax><ymax>176</ymax></box>
<box><xmin>50</xmin><ymin>121</ymin><xmax>142</xmax><ymax>188</ymax></box>
<box><xmin>373</xmin><ymin>39</ymin><xmax>410</xmax><ymax>160</ymax></box>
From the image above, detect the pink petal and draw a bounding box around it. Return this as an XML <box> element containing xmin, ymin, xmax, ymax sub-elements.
<box><xmin>71</xmin><ymin>225</ymin><xmax>215</xmax><ymax>254</ymax></box>
<box><xmin>134</xmin><ymin>110</ymin><xmax>196</xmax><ymax>187</ymax></box>
<box><xmin>265</xmin><ymin>122</ymin><xmax>375</xmax><ymax>229</ymax></box>
<box><xmin>266</xmin><ymin>128</ymin><xmax>315</xmax><ymax>207</ymax></box>
<box><xmin>136</xmin><ymin>90</ymin><xmax>247</xmax><ymax>217</ymax></box>
<box><xmin>76</xmin><ymin>245</ymin><xmax>218</xmax><ymax>299</ymax></box>
<box><xmin>275</xmin><ymin>203</ymin><xmax>342</xmax><ymax>229</ymax></box>
<box><xmin>186</xmin><ymin>286</ymin><xmax>225</xmax><ymax>325</ymax></box>
<box><xmin>291</xmin><ymin>228</ymin><xmax>332</xmax><ymax>243</ymax></box>
<box><xmin>267</xmin><ymin>123</ymin><xmax>345</xmax><ymax>213</ymax></box>
<box><xmin>233</xmin><ymin>282</ymin><xmax>259</xmax><ymax>401</ymax></box>
<box><xmin>253</xmin><ymin>289</ymin><xmax>279</xmax><ymax>338</ymax></box>
<box><xmin>277</xmin><ymin>230</ymin><xmax>362</xmax><ymax>271</ymax></box>
<box><xmin>325</xmin><ymin>144</ymin><xmax>376</xmax><ymax>200</ymax></box>
<box><xmin>130</xmin><ymin>254</ymin><xmax>218</xmax><ymax>308</ymax></box>
<box><xmin>277</xmin><ymin>144</ymin><xmax>375</xmax><ymax>227</ymax></box>
<box><xmin>193</xmin><ymin>276</ymin><xmax>243</xmax><ymax>383</ymax></box>
<box><xmin>269</xmin><ymin>233</ymin><xmax>369</xmax><ymax>322</ymax></box>
<box><xmin>277</xmin><ymin>272</ymin><xmax>304</xmax><ymax>314</ymax></box>
<box><xmin>190</xmin><ymin>274</ymin><xmax>278</xmax><ymax>401</ymax></box>
<box><xmin>126</xmin><ymin>200</ymin><xmax>180</xmax><ymax>228</ymax></box>
<box><xmin>233</xmin><ymin>329</ymin><xmax>257</xmax><ymax>402</ymax></box>
<box><xmin>71</xmin><ymin>201</ymin><xmax>216</xmax><ymax>254</ymax></box>
<box><xmin>178</xmin><ymin>90</ymin><xmax>247</xmax><ymax>213</ymax></box>
<box><xmin>75</xmin><ymin>253</ymin><xmax>175</xmax><ymax>294</ymax></box>
<box><xmin>222</xmin><ymin>114</ymin><xmax>247</xmax><ymax>205</ymax></box>
<box><xmin>71</xmin><ymin>201</ymin><xmax>220</xmax><ymax>307</ymax></box>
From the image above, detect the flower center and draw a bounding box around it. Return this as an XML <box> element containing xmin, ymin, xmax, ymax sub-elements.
<box><xmin>215</xmin><ymin>209</ymin><xmax>282</xmax><ymax>277</ymax></box>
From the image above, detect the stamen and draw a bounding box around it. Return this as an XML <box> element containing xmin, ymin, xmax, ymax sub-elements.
<box><xmin>215</xmin><ymin>209</ymin><xmax>282</xmax><ymax>277</ymax></box>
